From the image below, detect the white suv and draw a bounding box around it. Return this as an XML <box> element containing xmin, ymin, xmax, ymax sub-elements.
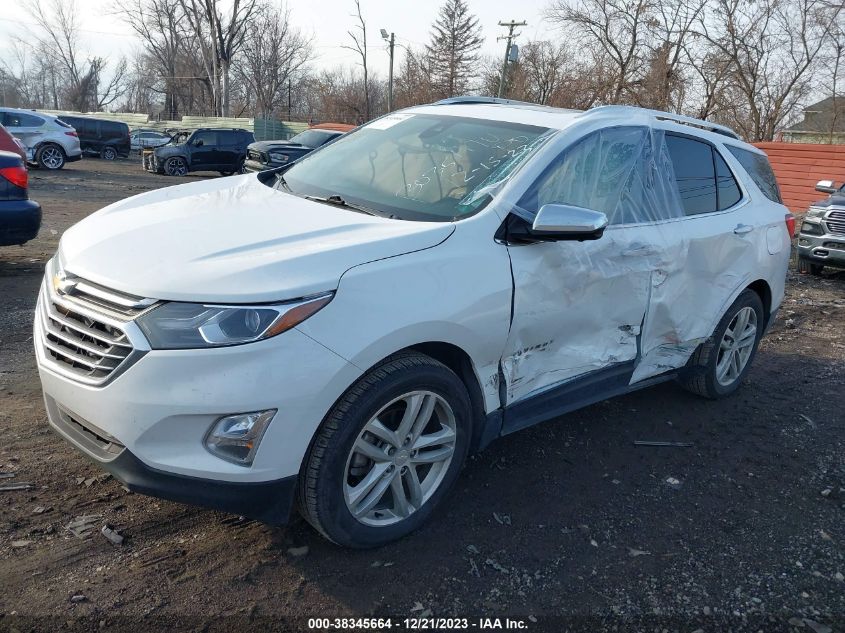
<box><xmin>0</xmin><ymin>107</ymin><xmax>83</xmax><ymax>170</ymax></box>
<box><xmin>35</xmin><ymin>99</ymin><xmax>791</xmax><ymax>547</ymax></box>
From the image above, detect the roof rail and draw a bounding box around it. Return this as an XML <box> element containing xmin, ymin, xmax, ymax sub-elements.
<box><xmin>433</xmin><ymin>96</ymin><xmax>541</xmax><ymax>107</ymax></box>
<box><xmin>588</xmin><ymin>105</ymin><xmax>741</xmax><ymax>140</ymax></box>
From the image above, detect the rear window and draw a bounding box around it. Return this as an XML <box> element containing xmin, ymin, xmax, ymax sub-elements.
<box><xmin>726</xmin><ymin>146</ymin><xmax>782</xmax><ymax>204</ymax></box>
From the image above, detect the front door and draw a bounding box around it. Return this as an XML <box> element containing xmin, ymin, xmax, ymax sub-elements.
<box><xmin>188</xmin><ymin>130</ymin><xmax>218</xmax><ymax>170</ymax></box>
<box><xmin>500</xmin><ymin>126</ymin><xmax>684</xmax><ymax>429</ymax></box>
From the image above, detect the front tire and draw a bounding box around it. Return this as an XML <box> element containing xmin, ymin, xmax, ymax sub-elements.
<box><xmin>164</xmin><ymin>157</ymin><xmax>187</xmax><ymax>176</ymax></box>
<box><xmin>679</xmin><ymin>289</ymin><xmax>765</xmax><ymax>399</ymax></box>
<box><xmin>298</xmin><ymin>352</ymin><xmax>471</xmax><ymax>548</ymax></box>
<box><xmin>36</xmin><ymin>144</ymin><xmax>65</xmax><ymax>170</ymax></box>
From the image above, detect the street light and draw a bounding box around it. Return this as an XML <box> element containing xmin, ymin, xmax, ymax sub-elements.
<box><xmin>381</xmin><ymin>29</ymin><xmax>395</xmax><ymax>112</ymax></box>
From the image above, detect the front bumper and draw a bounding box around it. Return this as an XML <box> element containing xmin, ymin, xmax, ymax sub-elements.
<box><xmin>243</xmin><ymin>158</ymin><xmax>281</xmax><ymax>173</ymax></box>
<box><xmin>797</xmin><ymin>230</ymin><xmax>845</xmax><ymax>269</ymax></box>
<box><xmin>46</xmin><ymin>395</ymin><xmax>297</xmax><ymax>523</ymax></box>
<box><xmin>0</xmin><ymin>198</ymin><xmax>42</xmax><ymax>246</ymax></box>
<box><xmin>34</xmin><ymin>276</ymin><xmax>361</xmax><ymax>522</ymax></box>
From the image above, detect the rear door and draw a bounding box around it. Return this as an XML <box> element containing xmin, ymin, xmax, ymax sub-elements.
<box><xmin>632</xmin><ymin>132</ymin><xmax>759</xmax><ymax>382</ymax></box>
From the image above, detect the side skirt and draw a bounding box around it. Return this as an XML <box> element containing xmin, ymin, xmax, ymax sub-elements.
<box><xmin>487</xmin><ymin>361</ymin><xmax>677</xmax><ymax>438</ymax></box>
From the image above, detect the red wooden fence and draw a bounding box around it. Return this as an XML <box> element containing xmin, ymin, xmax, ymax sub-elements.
<box><xmin>754</xmin><ymin>142</ymin><xmax>845</xmax><ymax>213</ymax></box>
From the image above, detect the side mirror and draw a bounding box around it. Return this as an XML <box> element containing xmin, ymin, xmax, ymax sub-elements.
<box><xmin>194</xmin><ymin>139</ymin><xmax>204</xmax><ymax>147</ymax></box>
<box><xmin>530</xmin><ymin>204</ymin><xmax>608</xmax><ymax>241</ymax></box>
<box><xmin>815</xmin><ymin>179</ymin><xmax>837</xmax><ymax>194</ymax></box>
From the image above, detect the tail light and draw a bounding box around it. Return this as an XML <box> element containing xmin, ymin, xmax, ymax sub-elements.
<box><xmin>0</xmin><ymin>165</ymin><xmax>28</xmax><ymax>189</ymax></box>
<box><xmin>785</xmin><ymin>213</ymin><xmax>796</xmax><ymax>238</ymax></box>
<box><xmin>65</xmin><ymin>131</ymin><xmax>78</xmax><ymax>137</ymax></box>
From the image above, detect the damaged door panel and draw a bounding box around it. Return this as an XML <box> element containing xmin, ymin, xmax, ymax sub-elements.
<box><xmin>631</xmin><ymin>133</ymin><xmax>758</xmax><ymax>383</ymax></box>
<box><xmin>499</xmin><ymin>125</ymin><xmax>685</xmax><ymax>409</ymax></box>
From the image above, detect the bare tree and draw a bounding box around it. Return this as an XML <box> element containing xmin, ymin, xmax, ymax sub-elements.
<box><xmin>237</xmin><ymin>3</ymin><xmax>313</xmax><ymax>118</ymax></box>
<box><xmin>179</xmin><ymin>0</ymin><xmax>258</xmax><ymax>116</ymax></box>
<box><xmin>696</xmin><ymin>0</ymin><xmax>842</xmax><ymax>140</ymax></box>
<box><xmin>25</xmin><ymin>0</ymin><xmax>128</xmax><ymax>111</ymax></box>
<box><xmin>547</xmin><ymin>0</ymin><xmax>651</xmax><ymax>103</ymax></box>
<box><xmin>426</xmin><ymin>0</ymin><xmax>484</xmax><ymax>97</ymax></box>
<box><xmin>342</xmin><ymin>0</ymin><xmax>370</xmax><ymax>120</ymax></box>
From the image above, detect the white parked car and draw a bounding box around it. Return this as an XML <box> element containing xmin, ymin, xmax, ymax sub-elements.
<box><xmin>0</xmin><ymin>107</ymin><xmax>83</xmax><ymax>169</ymax></box>
<box><xmin>35</xmin><ymin>98</ymin><xmax>791</xmax><ymax>547</ymax></box>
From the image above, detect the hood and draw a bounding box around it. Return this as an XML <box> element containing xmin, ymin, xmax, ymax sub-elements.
<box><xmin>813</xmin><ymin>192</ymin><xmax>845</xmax><ymax>208</ymax></box>
<box><xmin>59</xmin><ymin>175</ymin><xmax>454</xmax><ymax>303</ymax></box>
<box><xmin>249</xmin><ymin>140</ymin><xmax>307</xmax><ymax>152</ymax></box>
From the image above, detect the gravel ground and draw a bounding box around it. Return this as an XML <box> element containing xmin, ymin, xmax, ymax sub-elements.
<box><xmin>0</xmin><ymin>159</ymin><xmax>843</xmax><ymax>633</ymax></box>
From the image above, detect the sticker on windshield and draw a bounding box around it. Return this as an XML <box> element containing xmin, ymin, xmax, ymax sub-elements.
<box><xmin>366</xmin><ymin>113</ymin><xmax>415</xmax><ymax>130</ymax></box>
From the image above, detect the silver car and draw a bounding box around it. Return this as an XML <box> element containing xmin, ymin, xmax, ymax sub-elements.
<box><xmin>0</xmin><ymin>108</ymin><xmax>83</xmax><ymax>170</ymax></box>
<box><xmin>797</xmin><ymin>179</ymin><xmax>845</xmax><ymax>275</ymax></box>
<box><xmin>130</xmin><ymin>130</ymin><xmax>170</xmax><ymax>151</ymax></box>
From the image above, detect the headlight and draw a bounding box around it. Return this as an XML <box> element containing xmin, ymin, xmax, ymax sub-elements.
<box><xmin>136</xmin><ymin>293</ymin><xmax>332</xmax><ymax>349</ymax></box>
<box><xmin>800</xmin><ymin>221</ymin><xmax>823</xmax><ymax>236</ymax></box>
<box><xmin>268</xmin><ymin>152</ymin><xmax>289</xmax><ymax>162</ymax></box>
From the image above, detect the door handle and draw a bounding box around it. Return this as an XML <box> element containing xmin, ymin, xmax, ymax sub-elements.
<box><xmin>733</xmin><ymin>224</ymin><xmax>754</xmax><ymax>235</ymax></box>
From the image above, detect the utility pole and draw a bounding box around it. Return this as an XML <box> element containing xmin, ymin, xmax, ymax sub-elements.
<box><xmin>497</xmin><ymin>20</ymin><xmax>526</xmax><ymax>98</ymax></box>
<box><xmin>381</xmin><ymin>29</ymin><xmax>395</xmax><ymax>112</ymax></box>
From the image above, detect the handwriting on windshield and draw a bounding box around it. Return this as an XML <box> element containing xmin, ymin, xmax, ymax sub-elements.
<box><xmin>396</xmin><ymin>135</ymin><xmax>534</xmax><ymax>201</ymax></box>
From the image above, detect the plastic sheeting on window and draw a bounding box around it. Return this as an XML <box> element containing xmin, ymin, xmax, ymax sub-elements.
<box><xmin>511</xmin><ymin>126</ymin><xmax>684</xmax><ymax>226</ymax></box>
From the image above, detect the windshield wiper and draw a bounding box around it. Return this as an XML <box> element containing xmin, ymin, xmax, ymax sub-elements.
<box><xmin>304</xmin><ymin>194</ymin><xmax>380</xmax><ymax>216</ymax></box>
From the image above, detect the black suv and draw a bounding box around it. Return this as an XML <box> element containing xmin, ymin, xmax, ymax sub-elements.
<box><xmin>244</xmin><ymin>128</ymin><xmax>347</xmax><ymax>172</ymax></box>
<box><xmin>58</xmin><ymin>115</ymin><xmax>131</xmax><ymax>160</ymax></box>
<box><xmin>151</xmin><ymin>128</ymin><xmax>254</xmax><ymax>176</ymax></box>
<box><xmin>0</xmin><ymin>150</ymin><xmax>42</xmax><ymax>246</ymax></box>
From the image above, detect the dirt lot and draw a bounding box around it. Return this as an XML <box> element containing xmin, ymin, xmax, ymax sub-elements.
<box><xmin>1</xmin><ymin>159</ymin><xmax>843</xmax><ymax>632</ymax></box>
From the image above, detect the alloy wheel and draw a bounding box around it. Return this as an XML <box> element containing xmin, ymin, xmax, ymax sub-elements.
<box><xmin>715</xmin><ymin>306</ymin><xmax>758</xmax><ymax>387</ymax></box>
<box><xmin>343</xmin><ymin>391</ymin><xmax>457</xmax><ymax>527</ymax></box>
<box><xmin>165</xmin><ymin>158</ymin><xmax>187</xmax><ymax>176</ymax></box>
<box><xmin>41</xmin><ymin>146</ymin><xmax>64</xmax><ymax>169</ymax></box>
<box><xmin>103</xmin><ymin>147</ymin><xmax>117</xmax><ymax>160</ymax></box>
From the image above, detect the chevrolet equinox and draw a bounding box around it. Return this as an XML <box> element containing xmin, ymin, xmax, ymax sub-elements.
<box><xmin>35</xmin><ymin>98</ymin><xmax>791</xmax><ymax>547</ymax></box>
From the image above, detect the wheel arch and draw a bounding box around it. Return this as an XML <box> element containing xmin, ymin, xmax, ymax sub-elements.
<box><xmin>404</xmin><ymin>342</ymin><xmax>489</xmax><ymax>453</ymax></box>
<box><xmin>746</xmin><ymin>278</ymin><xmax>772</xmax><ymax>324</ymax></box>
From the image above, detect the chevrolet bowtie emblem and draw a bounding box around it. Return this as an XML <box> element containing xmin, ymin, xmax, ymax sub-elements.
<box><xmin>52</xmin><ymin>273</ymin><xmax>77</xmax><ymax>296</ymax></box>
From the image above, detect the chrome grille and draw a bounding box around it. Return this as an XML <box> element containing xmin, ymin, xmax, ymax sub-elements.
<box><xmin>827</xmin><ymin>210</ymin><xmax>845</xmax><ymax>235</ymax></box>
<box><xmin>37</xmin><ymin>266</ymin><xmax>153</xmax><ymax>386</ymax></box>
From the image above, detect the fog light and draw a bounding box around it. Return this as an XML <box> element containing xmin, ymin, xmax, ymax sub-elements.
<box><xmin>205</xmin><ymin>410</ymin><xmax>276</xmax><ymax>465</ymax></box>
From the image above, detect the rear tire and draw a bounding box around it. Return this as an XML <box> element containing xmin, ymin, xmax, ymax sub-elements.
<box><xmin>102</xmin><ymin>146</ymin><xmax>117</xmax><ymax>161</ymax></box>
<box><xmin>36</xmin><ymin>144</ymin><xmax>65</xmax><ymax>170</ymax></box>
<box><xmin>298</xmin><ymin>352</ymin><xmax>471</xmax><ymax>548</ymax></box>
<box><xmin>679</xmin><ymin>289</ymin><xmax>764</xmax><ymax>399</ymax></box>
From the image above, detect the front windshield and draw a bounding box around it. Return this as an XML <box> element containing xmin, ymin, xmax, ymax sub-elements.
<box><xmin>281</xmin><ymin>113</ymin><xmax>552</xmax><ymax>221</ymax></box>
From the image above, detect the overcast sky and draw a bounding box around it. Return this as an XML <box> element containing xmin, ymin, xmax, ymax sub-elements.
<box><xmin>0</xmin><ymin>0</ymin><xmax>557</xmax><ymax>80</ymax></box>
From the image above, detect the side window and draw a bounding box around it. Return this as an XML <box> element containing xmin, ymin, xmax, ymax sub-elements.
<box><xmin>192</xmin><ymin>131</ymin><xmax>217</xmax><ymax>146</ymax></box>
<box><xmin>715</xmin><ymin>151</ymin><xmax>742</xmax><ymax>210</ymax></box>
<box><xmin>5</xmin><ymin>112</ymin><xmax>43</xmax><ymax>128</ymax></box>
<box><xmin>726</xmin><ymin>145</ymin><xmax>782</xmax><ymax>204</ymax></box>
<box><xmin>517</xmin><ymin>126</ymin><xmax>683</xmax><ymax>225</ymax></box>
<box><xmin>665</xmin><ymin>135</ymin><xmax>717</xmax><ymax>215</ymax></box>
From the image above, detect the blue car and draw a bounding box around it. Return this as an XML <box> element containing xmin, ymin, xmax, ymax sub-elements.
<box><xmin>0</xmin><ymin>150</ymin><xmax>42</xmax><ymax>246</ymax></box>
